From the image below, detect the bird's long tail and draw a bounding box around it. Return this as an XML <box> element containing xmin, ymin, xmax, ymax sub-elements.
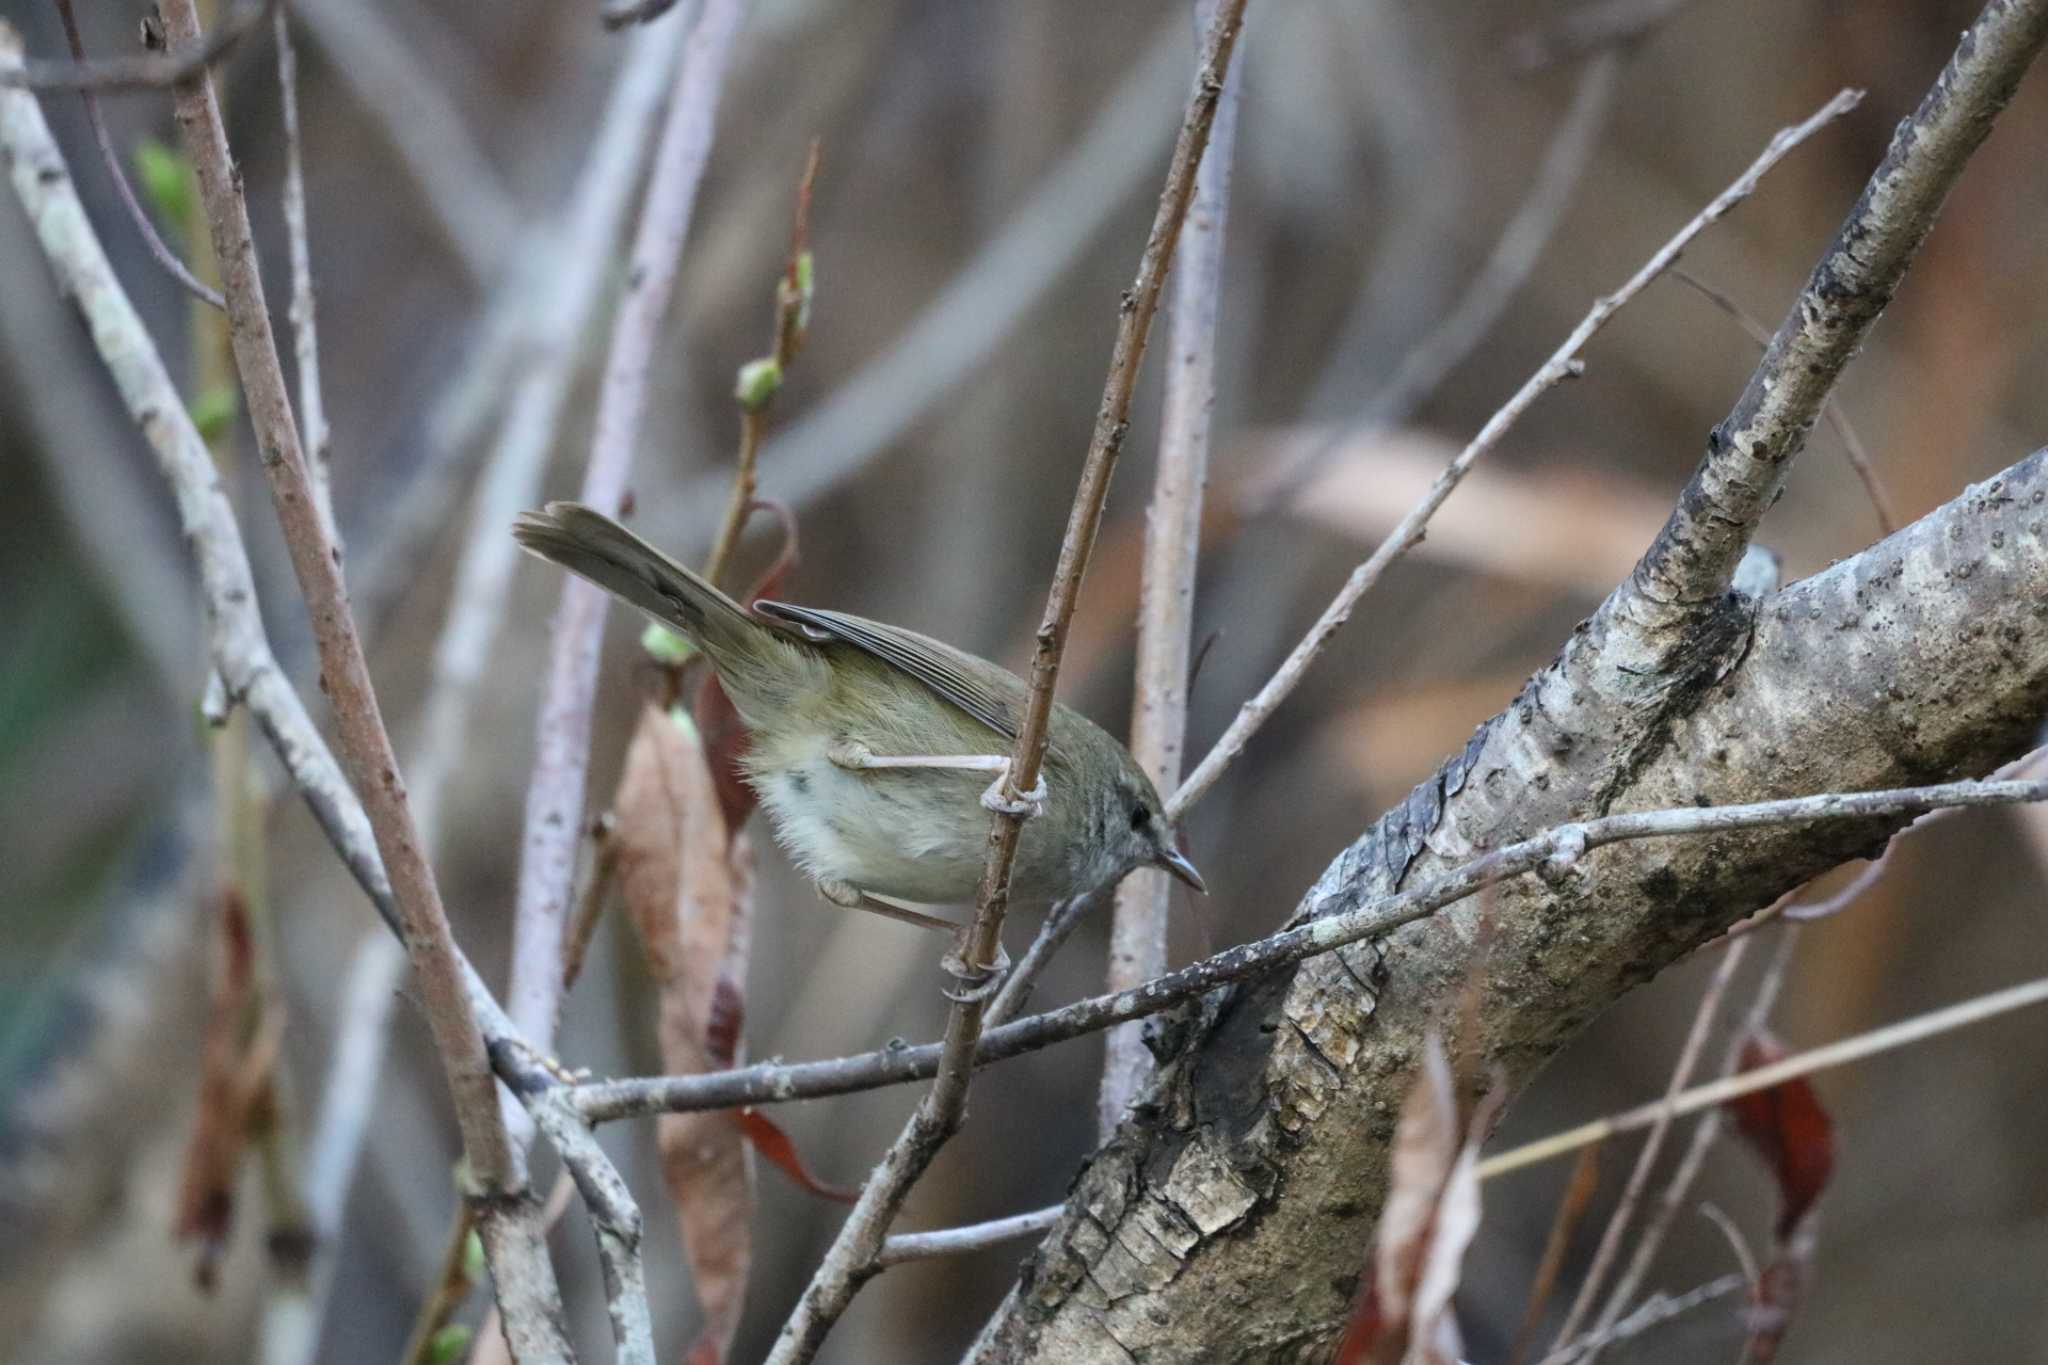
<box><xmin>511</xmin><ymin>501</ymin><xmax>758</xmax><ymax>653</ymax></box>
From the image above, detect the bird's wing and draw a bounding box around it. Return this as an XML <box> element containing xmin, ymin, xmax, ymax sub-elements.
<box><xmin>751</xmin><ymin>600</ymin><xmax>1022</xmax><ymax>740</ymax></box>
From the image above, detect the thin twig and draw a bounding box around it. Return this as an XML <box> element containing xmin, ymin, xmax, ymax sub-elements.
<box><xmin>877</xmin><ymin>1205</ymin><xmax>1063</xmax><ymax>1267</ymax></box>
<box><xmin>1551</xmin><ymin>935</ymin><xmax>1750</xmax><ymax>1349</ymax></box>
<box><xmin>573</xmin><ymin>775</ymin><xmax>2048</xmax><ymax>1123</ymax></box>
<box><xmin>1536</xmin><ymin>1274</ymin><xmax>1746</xmax><ymax>1365</ymax></box>
<box><xmin>1481</xmin><ymin>967</ymin><xmax>2048</xmax><ymax>1180</ymax></box>
<box><xmin>702</xmin><ymin>139</ymin><xmax>818</xmax><ymax>591</ymax></box>
<box><xmin>1594</xmin><ymin>923</ymin><xmax>1804</xmax><ymax>1341</ymax></box>
<box><xmin>272</xmin><ymin>5</ymin><xmax>334</xmax><ymax>546</ymax></box>
<box><xmin>158</xmin><ymin>0</ymin><xmax>510</xmax><ymax>1196</ymax></box>
<box><xmin>2</xmin><ymin>0</ymin><xmax>276</xmax><ymax>92</ymax></box>
<box><xmin>519</xmin><ymin>1083</ymin><xmax>656</xmax><ymax>1365</ymax></box>
<box><xmin>278</xmin><ymin>29</ymin><xmax>690</xmax><ymax>1363</ymax></box>
<box><xmin>762</xmin><ymin>9</ymin><xmax>1251</xmax><ymax>1362</ymax></box>
<box><xmin>1669</xmin><ymin>268</ymin><xmax>1897</xmax><ymax>535</ymax></box>
<box><xmin>507</xmin><ymin>0</ymin><xmax>745</xmax><ymax>1061</ymax></box>
<box><xmin>988</xmin><ymin>894</ymin><xmax>1097</xmax><ymax>1027</ymax></box>
<box><xmin>48</xmin><ymin>0</ymin><xmax>223</xmax><ymax>308</ymax></box>
<box><xmin>1100</xmin><ymin>0</ymin><xmax>1244</xmax><ymax>1139</ymax></box>
<box><xmin>673</xmin><ymin>16</ymin><xmax>1191</xmax><ymax>540</ymax></box>
<box><xmin>1247</xmin><ymin>51</ymin><xmax>1620</xmax><ymax>508</ymax></box>
<box><xmin>1168</xmin><ymin>87</ymin><xmax>1863</xmax><ymax>819</ymax></box>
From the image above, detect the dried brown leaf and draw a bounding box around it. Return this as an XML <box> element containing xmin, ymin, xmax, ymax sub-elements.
<box><xmin>171</xmin><ymin>885</ymin><xmax>281</xmax><ymax>1292</ymax></box>
<box><xmin>613</xmin><ymin>704</ymin><xmax>758</xmax><ymax>1363</ymax></box>
<box><xmin>1340</xmin><ymin>1035</ymin><xmax>1496</xmax><ymax>1365</ymax></box>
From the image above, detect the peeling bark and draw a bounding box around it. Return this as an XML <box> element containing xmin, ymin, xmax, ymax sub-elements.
<box><xmin>972</xmin><ymin>454</ymin><xmax>2048</xmax><ymax>1362</ymax></box>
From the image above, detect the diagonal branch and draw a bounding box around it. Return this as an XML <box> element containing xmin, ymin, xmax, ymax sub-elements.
<box><xmin>1619</xmin><ymin>0</ymin><xmax>2048</xmax><ymax>647</ymax></box>
<box><xmin>761</xmin><ymin>6</ymin><xmax>1252</xmax><ymax>1362</ymax></box>
<box><xmin>1169</xmin><ymin>86</ymin><xmax>1861</xmax><ymax>818</ymax></box>
<box><xmin>1</xmin><ymin>0</ymin><xmax>276</xmax><ymax>92</ymax></box>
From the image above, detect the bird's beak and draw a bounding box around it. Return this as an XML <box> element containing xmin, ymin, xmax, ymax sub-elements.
<box><xmin>1154</xmin><ymin>844</ymin><xmax>1207</xmax><ymax>894</ymax></box>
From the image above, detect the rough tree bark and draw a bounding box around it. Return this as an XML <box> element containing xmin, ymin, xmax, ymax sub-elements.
<box><xmin>970</xmin><ymin>2</ymin><xmax>2048</xmax><ymax>1357</ymax></box>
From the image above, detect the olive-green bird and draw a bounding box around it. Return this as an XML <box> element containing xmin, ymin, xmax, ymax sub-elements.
<box><xmin>513</xmin><ymin>503</ymin><xmax>1203</xmax><ymax>923</ymax></box>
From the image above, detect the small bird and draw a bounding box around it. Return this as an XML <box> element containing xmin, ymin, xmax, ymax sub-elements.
<box><xmin>513</xmin><ymin>502</ymin><xmax>1204</xmax><ymax>930</ymax></box>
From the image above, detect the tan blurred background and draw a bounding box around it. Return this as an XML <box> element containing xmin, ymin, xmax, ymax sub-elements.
<box><xmin>4</xmin><ymin>0</ymin><xmax>2047</xmax><ymax>1360</ymax></box>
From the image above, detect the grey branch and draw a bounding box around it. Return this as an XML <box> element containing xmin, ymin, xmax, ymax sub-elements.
<box><xmin>1101</xmin><ymin>0</ymin><xmax>1245</xmax><ymax>1141</ymax></box>
<box><xmin>878</xmin><ymin>1206</ymin><xmax>1063</xmax><ymax>1268</ymax></box>
<box><xmin>572</xmin><ymin>766</ymin><xmax>2048</xmax><ymax>1124</ymax></box>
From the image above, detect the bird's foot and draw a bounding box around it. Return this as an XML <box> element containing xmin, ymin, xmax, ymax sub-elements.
<box><xmin>979</xmin><ymin>760</ymin><xmax>1048</xmax><ymax>819</ymax></box>
<box><xmin>942</xmin><ymin>934</ymin><xmax>1012</xmax><ymax>1005</ymax></box>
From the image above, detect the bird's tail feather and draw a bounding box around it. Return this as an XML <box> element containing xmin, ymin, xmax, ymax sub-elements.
<box><xmin>511</xmin><ymin>501</ymin><xmax>756</xmax><ymax>651</ymax></box>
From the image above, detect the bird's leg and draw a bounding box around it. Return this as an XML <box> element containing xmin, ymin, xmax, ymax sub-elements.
<box><xmin>816</xmin><ymin>877</ymin><xmax>959</xmax><ymax>933</ymax></box>
<box><xmin>825</xmin><ymin>740</ymin><xmax>1048</xmax><ymax>819</ymax></box>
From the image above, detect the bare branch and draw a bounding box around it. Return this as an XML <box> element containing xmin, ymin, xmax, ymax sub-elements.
<box><xmin>1550</xmin><ymin>934</ymin><xmax>1750</xmax><ymax>1348</ymax></box>
<box><xmin>1670</xmin><ymin>268</ymin><xmax>1898</xmax><ymax>535</ymax></box>
<box><xmin>573</xmin><ymin>772</ymin><xmax>2048</xmax><ymax>1124</ymax></box>
<box><xmin>1481</xmin><ymin>969</ymin><xmax>2048</xmax><ymax>1180</ymax></box>
<box><xmin>1169</xmin><ymin>87</ymin><xmax>1862</xmax><ymax>819</ymax></box>
<box><xmin>507</xmin><ymin>0</ymin><xmax>744</xmax><ymax>1058</ymax></box>
<box><xmin>878</xmin><ymin>1206</ymin><xmax>1062</xmax><ymax>1268</ymax></box>
<box><xmin>520</xmin><ymin>1084</ymin><xmax>656</xmax><ymax>1365</ymax></box>
<box><xmin>1</xmin><ymin>0</ymin><xmax>276</xmax><ymax>92</ymax></box>
<box><xmin>763</xmin><ymin>8</ymin><xmax>1252</xmax><ymax>1361</ymax></box>
<box><xmin>1101</xmin><ymin>0</ymin><xmax>1244</xmax><ymax>1139</ymax></box>
<box><xmin>1246</xmin><ymin>50</ymin><xmax>1620</xmax><ymax>508</ymax></box>
<box><xmin>1536</xmin><ymin>1274</ymin><xmax>1746</xmax><ymax>1365</ymax></box>
<box><xmin>272</xmin><ymin>5</ymin><xmax>333</xmax><ymax>546</ymax></box>
<box><xmin>157</xmin><ymin>0</ymin><xmax>509</xmax><ymax>1190</ymax></box>
<box><xmin>1623</xmin><ymin>0</ymin><xmax>2048</xmax><ymax>641</ymax></box>
<box><xmin>671</xmin><ymin>16</ymin><xmax>1191</xmax><ymax>540</ymax></box>
<box><xmin>47</xmin><ymin>0</ymin><xmax>223</xmax><ymax>309</ymax></box>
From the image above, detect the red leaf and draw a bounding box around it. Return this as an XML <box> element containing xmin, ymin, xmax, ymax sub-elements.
<box><xmin>734</xmin><ymin>1109</ymin><xmax>857</xmax><ymax>1203</ymax></box>
<box><xmin>1726</xmin><ymin>1032</ymin><xmax>1835</xmax><ymax>1237</ymax></box>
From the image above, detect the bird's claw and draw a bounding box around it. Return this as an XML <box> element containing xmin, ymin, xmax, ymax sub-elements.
<box><xmin>980</xmin><ymin>762</ymin><xmax>1048</xmax><ymax>819</ymax></box>
<box><xmin>942</xmin><ymin>938</ymin><xmax>1012</xmax><ymax>1004</ymax></box>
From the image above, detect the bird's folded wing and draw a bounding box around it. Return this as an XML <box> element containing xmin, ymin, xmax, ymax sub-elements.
<box><xmin>752</xmin><ymin>600</ymin><xmax>1022</xmax><ymax>740</ymax></box>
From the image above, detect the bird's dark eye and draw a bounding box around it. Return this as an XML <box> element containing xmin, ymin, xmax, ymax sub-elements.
<box><xmin>1130</xmin><ymin>804</ymin><xmax>1150</xmax><ymax>830</ymax></box>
